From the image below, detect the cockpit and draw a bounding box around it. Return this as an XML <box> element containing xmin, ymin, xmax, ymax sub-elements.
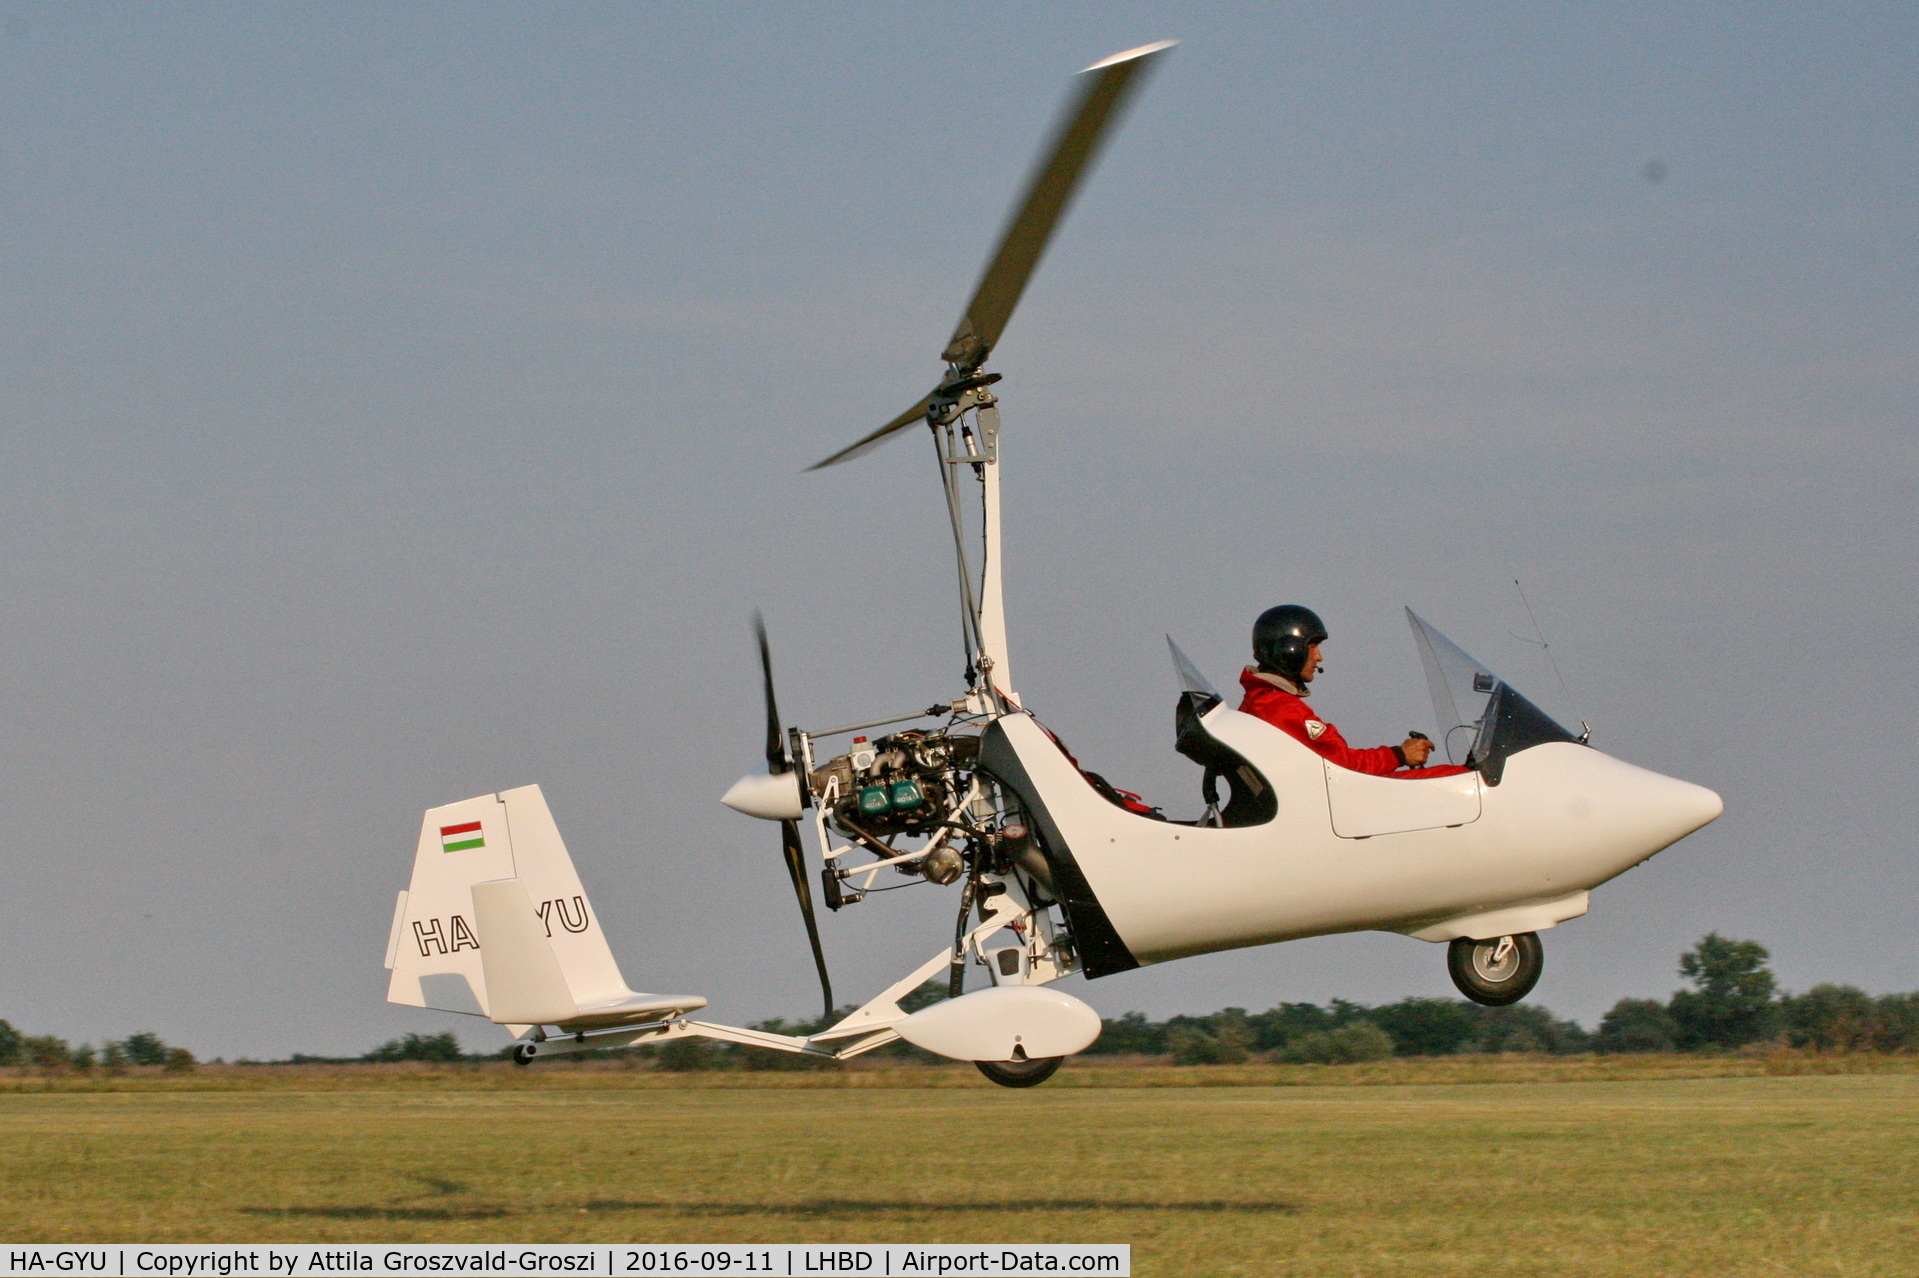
<box><xmin>1163</xmin><ymin>610</ymin><xmax>1586</xmax><ymax>828</ymax></box>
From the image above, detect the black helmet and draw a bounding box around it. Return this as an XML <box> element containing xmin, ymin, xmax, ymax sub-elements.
<box><xmin>1253</xmin><ymin>605</ymin><xmax>1327</xmax><ymax>681</ymax></box>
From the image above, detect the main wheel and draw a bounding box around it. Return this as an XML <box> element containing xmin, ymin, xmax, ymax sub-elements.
<box><xmin>511</xmin><ymin>1043</ymin><xmax>538</xmax><ymax>1067</ymax></box>
<box><xmin>975</xmin><ymin>1056</ymin><xmax>1064</xmax><ymax>1088</ymax></box>
<box><xmin>1448</xmin><ymin>932</ymin><xmax>1543</xmax><ymax>1006</ymax></box>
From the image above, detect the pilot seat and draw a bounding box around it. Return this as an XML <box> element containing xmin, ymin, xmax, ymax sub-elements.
<box><xmin>1174</xmin><ymin>690</ymin><xmax>1277</xmax><ymax>828</ymax></box>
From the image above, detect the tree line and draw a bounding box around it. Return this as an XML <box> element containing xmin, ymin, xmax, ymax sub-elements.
<box><xmin>1090</xmin><ymin>933</ymin><xmax>1919</xmax><ymax>1064</ymax></box>
<box><xmin>0</xmin><ymin>1023</ymin><xmax>195</xmax><ymax>1072</ymax></box>
<box><xmin>7</xmin><ymin>933</ymin><xmax>1915</xmax><ymax>1070</ymax></box>
<box><xmin>643</xmin><ymin>933</ymin><xmax>1919</xmax><ymax>1068</ymax></box>
<box><xmin>1592</xmin><ymin>932</ymin><xmax>1919</xmax><ymax>1054</ymax></box>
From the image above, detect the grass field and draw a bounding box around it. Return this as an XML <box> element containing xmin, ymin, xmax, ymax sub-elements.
<box><xmin>3</xmin><ymin>1059</ymin><xmax>1916</xmax><ymax>1276</ymax></box>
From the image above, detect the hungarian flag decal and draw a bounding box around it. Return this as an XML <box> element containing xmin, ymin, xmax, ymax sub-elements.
<box><xmin>440</xmin><ymin>821</ymin><xmax>485</xmax><ymax>854</ymax></box>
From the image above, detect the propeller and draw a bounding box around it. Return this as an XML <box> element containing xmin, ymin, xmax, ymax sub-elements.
<box><xmin>808</xmin><ymin>39</ymin><xmax>1175</xmax><ymax>471</ymax></box>
<box><xmin>754</xmin><ymin>613</ymin><xmax>835</xmax><ymax>1022</ymax></box>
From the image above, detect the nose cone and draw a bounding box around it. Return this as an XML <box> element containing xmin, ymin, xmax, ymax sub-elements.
<box><xmin>1643</xmin><ymin>775</ymin><xmax>1723</xmax><ymax>847</ymax></box>
<box><xmin>1675</xmin><ymin>780</ymin><xmax>1725</xmax><ymax>833</ymax></box>
<box><xmin>720</xmin><ymin>769</ymin><xmax>804</xmax><ymax>821</ymax></box>
<box><xmin>1500</xmin><ymin>743</ymin><xmax>1725</xmax><ymax>877</ymax></box>
<box><xmin>1607</xmin><ymin>762</ymin><xmax>1723</xmax><ymax>856</ymax></box>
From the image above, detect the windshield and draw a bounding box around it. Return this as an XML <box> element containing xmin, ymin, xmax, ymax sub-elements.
<box><xmin>1404</xmin><ymin>608</ymin><xmax>1580</xmax><ymax>779</ymax></box>
<box><xmin>1405</xmin><ymin>609</ymin><xmax>1498</xmax><ymax>765</ymax></box>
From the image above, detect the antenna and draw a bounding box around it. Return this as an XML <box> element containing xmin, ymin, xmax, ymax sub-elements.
<box><xmin>1511</xmin><ymin>580</ymin><xmax>1590</xmax><ymax>743</ymax></box>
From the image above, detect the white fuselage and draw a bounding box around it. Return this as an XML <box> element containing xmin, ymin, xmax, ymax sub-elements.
<box><xmin>988</xmin><ymin>705</ymin><xmax>1722</xmax><ymax>967</ymax></box>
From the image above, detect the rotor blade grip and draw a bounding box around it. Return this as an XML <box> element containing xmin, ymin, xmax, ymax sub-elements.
<box><xmin>941</xmin><ymin>40</ymin><xmax>1173</xmax><ymax>369</ymax></box>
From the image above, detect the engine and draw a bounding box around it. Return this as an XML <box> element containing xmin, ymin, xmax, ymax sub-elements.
<box><xmin>810</xmin><ymin>729</ymin><xmax>979</xmax><ymax>841</ymax></box>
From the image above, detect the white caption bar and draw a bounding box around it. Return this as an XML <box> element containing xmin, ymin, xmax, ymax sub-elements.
<box><xmin>3</xmin><ymin>1246</ymin><xmax>1129</xmax><ymax>1277</ymax></box>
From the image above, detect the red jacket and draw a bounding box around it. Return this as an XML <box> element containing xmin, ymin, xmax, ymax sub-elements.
<box><xmin>1237</xmin><ymin>668</ymin><xmax>1471</xmax><ymax>778</ymax></box>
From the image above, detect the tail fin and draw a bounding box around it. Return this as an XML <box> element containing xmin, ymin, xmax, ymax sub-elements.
<box><xmin>385</xmin><ymin>784</ymin><xmax>631</xmax><ymax>1019</ymax></box>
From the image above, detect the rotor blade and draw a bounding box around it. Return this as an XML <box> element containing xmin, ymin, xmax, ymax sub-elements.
<box><xmin>806</xmin><ymin>392</ymin><xmax>934</xmax><ymax>472</ymax></box>
<box><xmin>754</xmin><ymin>612</ymin><xmax>788</xmax><ymax>773</ymax></box>
<box><xmin>940</xmin><ymin>40</ymin><xmax>1175</xmax><ymax>370</ymax></box>
<box><xmin>780</xmin><ymin>818</ymin><xmax>835</xmax><ymax>1021</ymax></box>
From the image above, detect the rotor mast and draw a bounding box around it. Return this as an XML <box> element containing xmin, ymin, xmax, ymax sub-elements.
<box><xmin>929</xmin><ymin>380</ymin><xmax>1015</xmax><ymax>706</ymax></box>
<box><xmin>974</xmin><ymin>401</ymin><xmax>1012</xmax><ymax>699</ymax></box>
<box><xmin>807</xmin><ymin>40</ymin><xmax>1173</xmax><ymax>709</ymax></box>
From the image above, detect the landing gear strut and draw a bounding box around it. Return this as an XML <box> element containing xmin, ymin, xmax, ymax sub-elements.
<box><xmin>1448</xmin><ymin>932</ymin><xmax>1543</xmax><ymax>1006</ymax></box>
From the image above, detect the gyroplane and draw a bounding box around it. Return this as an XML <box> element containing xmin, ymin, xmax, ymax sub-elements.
<box><xmin>384</xmin><ymin>41</ymin><xmax>1723</xmax><ymax>1086</ymax></box>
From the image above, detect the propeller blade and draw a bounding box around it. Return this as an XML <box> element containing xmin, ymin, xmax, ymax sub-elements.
<box><xmin>754</xmin><ymin>611</ymin><xmax>789</xmax><ymax>773</ymax></box>
<box><xmin>806</xmin><ymin>393</ymin><xmax>934</xmax><ymax>472</ymax></box>
<box><xmin>781</xmin><ymin>818</ymin><xmax>835</xmax><ymax>1021</ymax></box>
<box><xmin>940</xmin><ymin>40</ymin><xmax>1175</xmax><ymax>371</ymax></box>
<box><xmin>751</xmin><ymin>617</ymin><xmax>834</xmax><ymax>1018</ymax></box>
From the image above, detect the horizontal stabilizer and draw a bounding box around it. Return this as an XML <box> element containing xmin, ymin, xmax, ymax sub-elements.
<box><xmin>569</xmin><ymin>991</ymin><xmax>709</xmax><ymax>1026</ymax></box>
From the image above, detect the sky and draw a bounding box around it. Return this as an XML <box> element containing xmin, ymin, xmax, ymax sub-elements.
<box><xmin>0</xmin><ymin>2</ymin><xmax>1912</xmax><ymax>1059</ymax></box>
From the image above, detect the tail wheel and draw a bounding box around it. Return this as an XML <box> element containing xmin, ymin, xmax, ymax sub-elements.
<box><xmin>976</xmin><ymin>1056</ymin><xmax>1064</xmax><ymax>1088</ymax></box>
<box><xmin>1448</xmin><ymin>932</ymin><xmax>1543</xmax><ymax>1006</ymax></box>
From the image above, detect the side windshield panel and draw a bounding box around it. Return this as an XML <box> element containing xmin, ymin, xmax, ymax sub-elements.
<box><xmin>1472</xmin><ymin>682</ymin><xmax>1580</xmax><ymax>784</ymax></box>
<box><xmin>1404</xmin><ymin>609</ymin><xmax>1579</xmax><ymax>779</ymax></box>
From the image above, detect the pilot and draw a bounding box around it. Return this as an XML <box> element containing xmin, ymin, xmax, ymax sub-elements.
<box><xmin>1241</xmin><ymin>605</ymin><xmax>1464</xmax><ymax>777</ymax></box>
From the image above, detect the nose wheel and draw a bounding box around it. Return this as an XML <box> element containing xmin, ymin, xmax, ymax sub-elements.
<box><xmin>976</xmin><ymin>1056</ymin><xmax>1064</xmax><ymax>1088</ymax></box>
<box><xmin>1448</xmin><ymin>932</ymin><xmax>1543</xmax><ymax>1006</ymax></box>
